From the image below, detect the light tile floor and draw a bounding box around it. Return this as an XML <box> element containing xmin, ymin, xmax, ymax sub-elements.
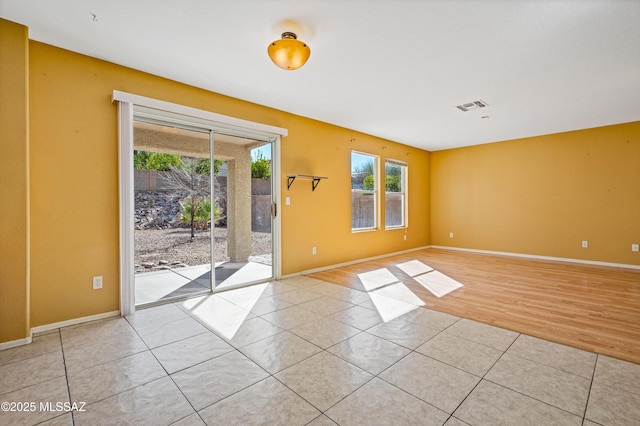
<box><xmin>1</xmin><ymin>276</ymin><xmax>639</xmax><ymax>425</ymax></box>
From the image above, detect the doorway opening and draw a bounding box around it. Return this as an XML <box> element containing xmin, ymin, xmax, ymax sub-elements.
<box><xmin>133</xmin><ymin>119</ymin><xmax>215</xmax><ymax>305</ymax></box>
<box><xmin>132</xmin><ymin>118</ymin><xmax>277</xmax><ymax>307</ymax></box>
<box><xmin>213</xmin><ymin>143</ymin><xmax>274</xmax><ymax>290</ymax></box>
<box><xmin>115</xmin><ymin>92</ymin><xmax>285</xmax><ymax>314</ymax></box>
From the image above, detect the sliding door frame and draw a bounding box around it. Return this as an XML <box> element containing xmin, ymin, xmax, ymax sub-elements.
<box><xmin>114</xmin><ymin>91</ymin><xmax>287</xmax><ymax>316</ymax></box>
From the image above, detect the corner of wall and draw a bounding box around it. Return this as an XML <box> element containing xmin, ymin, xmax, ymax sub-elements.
<box><xmin>0</xmin><ymin>18</ymin><xmax>31</xmax><ymax>343</ymax></box>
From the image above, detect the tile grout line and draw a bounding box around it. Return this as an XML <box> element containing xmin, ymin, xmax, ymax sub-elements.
<box><xmin>59</xmin><ymin>328</ymin><xmax>76</xmax><ymax>425</ymax></box>
<box><xmin>65</xmin><ymin>320</ymin><xmax>159</xmax><ymax>412</ymax></box>
<box><xmin>233</xmin><ymin>289</ymin><xmax>385</xmax><ymax>423</ymax></box>
<box><xmin>270</xmin><ymin>360</ymin><xmax>342</xmax><ymax>420</ymax></box>
<box><xmin>147</xmin><ymin>297</ymin><xmax>325</xmax><ymax>422</ymax></box>
<box><xmin>368</xmin><ymin>318</ymin><xmax>473</xmax><ymax>420</ymax></box>
<box><xmin>142</xmin><ymin>328</ymin><xmax>200</xmax><ymax>423</ymax></box>
<box><xmin>484</xmin><ymin>335</ymin><xmax>595</xmax><ymax>422</ymax></box>
<box><xmin>443</xmin><ymin>330</ymin><xmax>522</xmax><ymax>421</ymax></box>
<box><xmin>273</xmin><ymin>287</ymin><xmax>465</xmax><ymax>420</ymax></box>
<box><xmin>78</xmin><ymin>316</ymin><xmax>204</xmax><ymax>424</ymax></box>
<box><xmin>318</xmin><ymin>313</ymin><xmax>463</xmax><ymax>420</ymax></box>
<box><xmin>405</xmin><ymin>312</ymin><xmax>601</xmax><ymax>422</ymax></box>
<box><xmin>582</xmin><ymin>353</ymin><xmax>598</xmax><ymax>422</ymax></box>
<box><xmin>479</xmin><ymin>376</ymin><xmax>588</xmax><ymax>421</ymax></box>
<box><xmin>62</xmin><ymin>317</ymin><xmax>180</xmax><ymax>420</ymax></box>
<box><xmin>125</xmin><ymin>310</ymin><xmax>216</xmax><ymax>424</ymax></box>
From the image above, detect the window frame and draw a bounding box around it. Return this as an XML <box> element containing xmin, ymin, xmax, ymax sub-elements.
<box><xmin>384</xmin><ymin>158</ymin><xmax>407</xmax><ymax>229</ymax></box>
<box><xmin>351</xmin><ymin>150</ymin><xmax>379</xmax><ymax>232</ymax></box>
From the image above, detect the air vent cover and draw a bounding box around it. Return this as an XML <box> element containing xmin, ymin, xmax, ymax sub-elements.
<box><xmin>456</xmin><ymin>100</ymin><xmax>489</xmax><ymax>112</ymax></box>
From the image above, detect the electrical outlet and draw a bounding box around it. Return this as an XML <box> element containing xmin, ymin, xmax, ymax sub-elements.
<box><xmin>449</xmin><ymin>232</ymin><xmax>454</xmax><ymax>238</ymax></box>
<box><xmin>581</xmin><ymin>241</ymin><xmax>588</xmax><ymax>248</ymax></box>
<box><xmin>633</xmin><ymin>244</ymin><xmax>639</xmax><ymax>252</ymax></box>
<box><xmin>92</xmin><ymin>276</ymin><xmax>103</xmax><ymax>290</ymax></box>
<box><xmin>312</xmin><ymin>247</ymin><xmax>316</xmax><ymax>255</ymax></box>
<box><xmin>403</xmin><ymin>234</ymin><xmax>407</xmax><ymax>241</ymax></box>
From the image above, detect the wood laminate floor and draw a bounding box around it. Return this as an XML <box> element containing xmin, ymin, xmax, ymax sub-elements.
<box><xmin>308</xmin><ymin>248</ymin><xmax>640</xmax><ymax>364</ymax></box>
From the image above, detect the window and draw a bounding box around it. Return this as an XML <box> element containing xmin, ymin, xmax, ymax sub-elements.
<box><xmin>385</xmin><ymin>159</ymin><xmax>407</xmax><ymax>228</ymax></box>
<box><xmin>351</xmin><ymin>151</ymin><xmax>378</xmax><ymax>230</ymax></box>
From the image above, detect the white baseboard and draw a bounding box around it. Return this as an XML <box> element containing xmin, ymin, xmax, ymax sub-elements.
<box><xmin>0</xmin><ymin>334</ymin><xmax>33</xmax><ymax>351</ymax></box>
<box><xmin>429</xmin><ymin>245</ymin><xmax>640</xmax><ymax>270</ymax></box>
<box><xmin>30</xmin><ymin>310</ymin><xmax>121</xmax><ymax>335</ymax></box>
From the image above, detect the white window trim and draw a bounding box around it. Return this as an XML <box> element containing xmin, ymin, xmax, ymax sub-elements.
<box><xmin>113</xmin><ymin>91</ymin><xmax>287</xmax><ymax>139</ymax></box>
<box><xmin>384</xmin><ymin>159</ymin><xmax>408</xmax><ymax>230</ymax></box>
<box><xmin>351</xmin><ymin>151</ymin><xmax>379</xmax><ymax>232</ymax></box>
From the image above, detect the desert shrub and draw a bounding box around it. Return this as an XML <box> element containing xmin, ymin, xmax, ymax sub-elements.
<box><xmin>133</xmin><ymin>151</ymin><xmax>151</xmax><ymax>169</ymax></box>
<box><xmin>146</xmin><ymin>153</ymin><xmax>182</xmax><ymax>171</ymax></box>
<box><xmin>362</xmin><ymin>174</ymin><xmax>374</xmax><ymax>190</ymax></box>
<box><xmin>385</xmin><ymin>175</ymin><xmax>401</xmax><ymax>192</ymax></box>
<box><xmin>180</xmin><ymin>197</ymin><xmax>223</xmax><ymax>230</ymax></box>
<box><xmin>251</xmin><ymin>152</ymin><xmax>271</xmax><ymax>179</ymax></box>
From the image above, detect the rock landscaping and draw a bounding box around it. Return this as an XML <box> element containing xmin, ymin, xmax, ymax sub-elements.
<box><xmin>134</xmin><ymin>191</ymin><xmax>272</xmax><ymax>273</ymax></box>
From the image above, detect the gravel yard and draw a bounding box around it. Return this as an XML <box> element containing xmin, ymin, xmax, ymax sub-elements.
<box><xmin>134</xmin><ymin>227</ymin><xmax>272</xmax><ymax>269</ymax></box>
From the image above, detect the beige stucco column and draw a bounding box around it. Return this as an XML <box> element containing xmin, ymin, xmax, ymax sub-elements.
<box><xmin>218</xmin><ymin>143</ymin><xmax>252</xmax><ymax>262</ymax></box>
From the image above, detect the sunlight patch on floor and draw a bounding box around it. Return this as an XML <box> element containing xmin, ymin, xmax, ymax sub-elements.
<box><xmin>357</xmin><ymin>268</ymin><xmax>423</xmax><ymax>322</ymax></box>
<box><xmin>396</xmin><ymin>259</ymin><xmax>434</xmax><ymax>276</ymax></box>
<box><xmin>368</xmin><ymin>292</ymin><xmax>421</xmax><ymax>322</ymax></box>
<box><xmin>357</xmin><ymin>261</ymin><xmax>464</xmax><ymax>322</ymax></box>
<box><xmin>357</xmin><ymin>268</ymin><xmax>400</xmax><ymax>291</ymax></box>
<box><xmin>371</xmin><ymin>282</ymin><xmax>427</xmax><ymax>306</ymax></box>
<box><xmin>179</xmin><ymin>293</ymin><xmax>254</xmax><ymax>340</ymax></box>
<box><xmin>413</xmin><ymin>270</ymin><xmax>464</xmax><ymax>298</ymax></box>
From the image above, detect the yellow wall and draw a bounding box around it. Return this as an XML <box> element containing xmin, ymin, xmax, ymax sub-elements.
<box><xmin>26</xmin><ymin>40</ymin><xmax>430</xmax><ymax>327</ymax></box>
<box><xmin>0</xmin><ymin>19</ymin><xmax>30</xmax><ymax>342</ymax></box>
<box><xmin>281</xmin><ymin>123</ymin><xmax>430</xmax><ymax>273</ymax></box>
<box><xmin>431</xmin><ymin>122</ymin><xmax>640</xmax><ymax>265</ymax></box>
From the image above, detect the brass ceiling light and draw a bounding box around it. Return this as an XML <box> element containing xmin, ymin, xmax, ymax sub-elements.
<box><xmin>267</xmin><ymin>32</ymin><xmax>311</xmax><ymax>70</ymax></box>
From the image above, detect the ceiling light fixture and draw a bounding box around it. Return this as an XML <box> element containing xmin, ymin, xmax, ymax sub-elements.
<box><xmin>268</xmin><ymin>32</ymin><xmax>311</xmax><ymax>70</ymax></box>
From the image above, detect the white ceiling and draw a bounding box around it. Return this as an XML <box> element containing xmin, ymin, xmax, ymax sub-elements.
<box><xmin>2</xmin><ymin>0</ymin><xmax>639</xmax><ymax>151</ymax></box>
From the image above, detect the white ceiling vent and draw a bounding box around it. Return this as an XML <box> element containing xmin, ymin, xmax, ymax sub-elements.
<box><xmin>456</xmin><ymin>100</ymin><xmax>489</xmax><ymax>112</ymax></box>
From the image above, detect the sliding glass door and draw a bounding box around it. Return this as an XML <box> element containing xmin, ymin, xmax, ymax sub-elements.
<box><xmin>133</xmin><ymin>119</ymin><xmax>214</xmax><ymax>306</ymax></box>
<box><xmin>115</xmin><ymin>93</ymin><xmax>285</xmax><ymax>314</ymax></box>
<box><xmin>130</xmin><ymin>115</ymin><xmax>278</xmax><ymax>306</ymax></box>
<box><xmin>213</xmin><ymin>141</ymin><xmax>274</xmax><ymax>290</ymax></box>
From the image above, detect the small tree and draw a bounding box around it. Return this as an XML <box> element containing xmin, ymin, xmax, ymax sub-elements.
<box><xmin>353</xmin><ymin>160</ymin><xmax>375</xmax><ymax>189</ymax></box>
<box><xmin>161</xmin><ymin>157</ymin><xmax>210</xmax><ymax>241</ymax></box>
<box><xmin>363</xmin><ymin>174</ymin><xmax>374</xmax><ymax>190</ymax></box>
